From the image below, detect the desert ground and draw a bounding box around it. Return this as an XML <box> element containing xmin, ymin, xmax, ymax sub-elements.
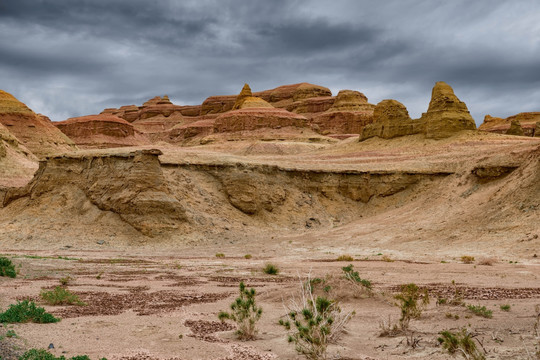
<box><xmin>1</xmin><ymin>130</ymin><xmax>539</xmax><ymax>360</ymax></box>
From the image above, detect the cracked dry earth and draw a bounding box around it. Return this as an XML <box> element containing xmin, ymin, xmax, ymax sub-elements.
<box><xmin>0</xmin><ymin>248</ymin><xmax>539</xmax><ymax>360</ymax></box>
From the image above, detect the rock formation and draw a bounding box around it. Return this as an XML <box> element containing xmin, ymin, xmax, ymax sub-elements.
<box><xmin>55</xmin><ymin>114</ymin><xmax>150</xmax><ymax>148</ymax></box>
<box><xmin>100</xmin><ymin>95</ymin><xmax>185</xmax><ymax>135</ymax></box>
<box><xmin>0</xmin><ymin>123</ymin><xmax>38</xmax><ymax>187</ymax></box>
<box><xmin>311</xmin><ymin>90</ymin><xmax>375</xmax><ymax>136</ymax></box>
<box><xmin>360</xmin><ymin>82</ymin><xmax>477</xmax><ymax>141</ymax></box>
<box><xmin>479</xmin><ymin>112</ymin><xmax>540</xmax><ymax>137</ymax></box>
<box><xmin>213</xmin><ymin>85</ymin><xmax>308</xmax><ymax>133</ymax></box>
<box><xmin>421</xmin><ymin>81</ymin><xmax>477</xmax><ymax>139</ymax></box>
<box><xmin>201</xmin><ymin>83</ymin><xmax>332</xmax><ymax>115</ymax></box>
<box><xmin>360</xmin><ymin>99</ymin><xmax>423</xmax><ymax>140</ymax></box>
<box><xmin>0</xmin><ymin>90</ymin><xmax>76</xmax><ymax>158</ymax></box>
<box><xmin>214</xmin><ymin>107</ymin><xmax>308</xmax><ymax>133</ymax></box>
<box><xmin>506</xmin><ymin>119</ymin><xmax>525</xmax><ymax>136</ymax></box>
<box><xmin>169</xmin><ymin>119</ymin><xmax>215</xmax><ymax>142</ymax></box>
<box><xmin>2</xmin><ymin>149</ymin><xmax>185</xmax><ymax>236</ymax></box>
<box><xmin>232</xmin><ymin>84</ymin><xmax>253</xmax><ymax>110</ymax></box>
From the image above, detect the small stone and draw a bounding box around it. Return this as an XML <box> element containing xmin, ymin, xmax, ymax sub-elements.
<box><xmin>97</xmin><ymin>240</ymin><xmax>105</xmax><ymax>245</ymax></box>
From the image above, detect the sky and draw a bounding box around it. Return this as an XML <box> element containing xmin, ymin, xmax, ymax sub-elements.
<box><xmin>1</xmin><ymin>0</ymin><xmax>540</xmax><ymax>124</ymax></box>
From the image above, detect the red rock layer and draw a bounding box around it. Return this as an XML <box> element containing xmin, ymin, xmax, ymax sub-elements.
<box><xmin>0</xmin><ymin>90</ymin><xmax>76</xmax><ymax>158</ymax></box>
<box><xmin>55</xmin><ymin>114</ymin><xmax>150</xmax><ymax>148</ymax></box>
<box><xmin>214</xmin><ymin>108</ymin><xmax>308</xmax><ymax>133</ymax></box>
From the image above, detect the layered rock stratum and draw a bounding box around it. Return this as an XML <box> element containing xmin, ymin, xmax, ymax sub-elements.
<box><xmin>55</xmin><ymin>114</ymin><xmax>151</xmax><ymax>148</ymax></box>
<box><xmin>480</xmin><ymin>112</ymin><xmax>539</xmax><ymax>137</ymax></box>
<box><xmin>0</xmin><ymin>90</ymin><xmax>76</xmax><ymax>157</ymax></box>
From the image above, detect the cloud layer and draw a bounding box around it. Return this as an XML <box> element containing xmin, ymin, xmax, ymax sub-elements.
<box><xmin>1</xmin><ymin>0</ymin><xmax>539</xmax><ymax>123</ymax></box>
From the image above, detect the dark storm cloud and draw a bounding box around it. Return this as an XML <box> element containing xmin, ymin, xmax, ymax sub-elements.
<box><xmin>0</xmin><ymin>0</ymin><xmax>539</xmax><ymax>122</ymax></box>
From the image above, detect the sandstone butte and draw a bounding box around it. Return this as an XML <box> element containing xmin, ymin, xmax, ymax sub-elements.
<box><xmin>0</xmin><ymin>89</ymin><xmax>76</xmax><ymax>158</ymax></box>
<box><xmin>101</xmin><ymin>95</ymin><xmax>186</xmax><ymax>135</ymax></box>
<box><xmin>311</xmin><ymin>90</ymin><xmax>375</xmax><ymax>137</ymax></box>
<box><xmin>55</xmin><ymin>114</ymin><xmax>151</xmax><ymax>149</ymax></box>
<box><xmin>213</xmin><ymin>85</ymin><xmax>308</xmax><ymax>133</ymax></box>
<box><xmin>0</xmin><ymin>122</ymin><xmax>38</xmax><ymax>187</ymax></box>
<box><xmin>361</xmin><ymin>81</ymin><xmax>477</xmax><ymax>141</ymax></box>
<box><xmin>480</xmin><ymin>113</ymin><xmax>540</xmax><ymax>137</ymax></box>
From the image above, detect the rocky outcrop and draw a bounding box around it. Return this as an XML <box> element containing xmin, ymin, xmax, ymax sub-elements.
<box><xmin>328</xmin><ymin>90</ymin><xmax>372</xmax><ymax>112</ymax></box>
<box><xmin>214</xmin><ymin>108</ymin><xmax>308</xmax><ymax>133</ymax></box>
<box><xmin>287</xmin><ymin>97</ymin><xmax>335</xmax><ymax>114</ymax></box>
<box><xmin>201</xmin><ymin>83</ymin><xmax>332</xmax><ymax>115</ymax></box>
<box><xmin>360</xmin><ymin>100</ymin><xmax>424</xmax><ymax>140</ymax></box>
<box><xmin>201</xmin><ymin>95</ymin><xmax>236</xmax><ymax>115</ymax></box>
<box><xmin>232</xmin><ymin>84</ymin><xmax>253</xmax><ymax>110</ymax></box>
<box><xmin>169</xmin><ymin>119</ymin><xmax>215</xmax><ymax>142</ymax></box>
<box><xmin>0</xmin><ymin>123</ymin><xmax>38</xmax><ymax>187</ymax></box>
<box><xmin>256</xmin><ymin>83</ymin><xmax>332</xmax><ymax>105</ymax></box>
<box><xmin>55</xmin><ymin>114</ymin><xmax>150</xmax><ymax>148</ymax></box>
<box><xmin>421</xmin><ymin>82</ymin><xmax>477</xmax><ymax>139</ymax></box>
<box><xmin>311</xmin><ymin>90</ymin><xmax>375</xmax><ymax>135</ymax></box>
<box><xmin>0</xmin><ymin>90</ymin><xmax>76</xmax><ymax>158</ymax></box>
<box><xmin>100</xmin><ymin>96</ymin><xmax>185</xmax><ymax>136</ymax></box>
<box><xmin>479</xmin><ymin>112</ymin><xmax>540</xmax><ymax>137</ymax></box>
<box><xmin>2</xmin><ymin>149</ymin><xmax>186</xmax><ymax>236</ymax></box>
<box><xmin>506</xmin><ymin>119</ymin><xmax>525</xmax><ymax>136</ymax></box>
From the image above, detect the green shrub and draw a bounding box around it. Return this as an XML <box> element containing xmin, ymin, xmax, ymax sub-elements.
<box><xmin>6</xmin><ymin>329</ymin><xmax>17</xmax><ymax>338</ymax></box>
<box><xmin>244</xmin><ymin>254</ymin><xmax>252</xmax><ymax>259</ymax></box>
<box><xmin>40</xmin><ymin>286</ymin><xmax>85</xmax><ymax>306</ymax></box>
<box><xmin>394</xmin><ymin>283</ymin><xmax>429</xmax><ymax>331</ymax></box>
<box><xmin>19</xmin><ymin>349</ymin><xmax>107</xmax><ymax>360</ymax></box>
<box><xmin>0</xmin><ymin>257</ymin><xmax>16</xmax><ymax>278</ymax></box>
<box><xmin>438</xmin><ymin>328</ymin><xmax>485</xmax><ymax>360</ymax></box>
<box><xmin>0</xmin><ymin>300</ymin><xmax>59</xmax><ymax>324</ymax></box>
<box><xmin>218</xmin><ymin>282</ymin><xmax>262</xmax><ymax>340</ymax></box>
<box><xmin>466</xmin><ymin>304</ymin><xmax>493</xmax><ymax>318</ymax></box>
<box><xmin>262</xmin><ymin>263</ymin><xmax>279</xmax><ymax>275</ymax></box>
<box><xmin>215</xmin><ymin>253</ymin><xmax>225</xmax><ymax>258</ymax></box>
<box><xmin>279</xmin><ymin>279</ymin><xmax>355</xmax><ymax>360</ymax></box>
<box><xmin>500</xmin><ymin>304</ymin><xmax>511</xmax><ymax>312</ymax></box>
<box><xmin>59</xmin><ymin>276</ymin><xmax>72</xmax><ymax>286</ymax></box>
<box><xmin>341</xmin><ymin>264</ymin><xmax>372</xmax><ymax>290</ymax></box>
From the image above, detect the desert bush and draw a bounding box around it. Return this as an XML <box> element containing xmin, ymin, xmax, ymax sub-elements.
<box><xmin>382</xmin><ymin>255</ymin><xmax>394</xmax><ymax>262</ymax></box>
<box><xmin>279</xmin><ymin>277</ymin><xmax>355</xmax><ymax>360</ymax></box>
<box><xmin>500</xmin><ymin>304</ymin><xmax>511</xmax><ymax>312</ymax></box>
<box><xmin>460</xmin><ymin>256</ymin><xmax>475</xmax><ymax>264</ymax></box>
<box><xmin>379</xmin><ymin>315</ymin><xmax>401</xmax><ymax>337</ymax></box>
<box><xmin>341</xmin><ymin>264</ymin><xmax>372</xmax><ymax>290</ymax></box>
<box><xmin>263</xmin><ymin>263</ymin><xmax>279</xmax><ymax>275</ymax></box>
<box><xmin>466</xmin><ymin>304</ymin><xmax>493</xmax><ymax>318</ymax></box>
<box><xmin>478</xmin><ymin>257</ymin><xmax>497</xmax><ymax>266</ymax></box>
<box><xmin>19</xmin><ymin>349</ymin><xmax>107</xmax><ymax>360</ymax></box>
<box><xmin>0</xmin><ymin>300</ymin><xmax>59</xmax><ymax>323</ymax></box>
<box><xmin>438</xmin><ymin>328</ymin><xmax>485</xmax><ymax>360</ymax></box>
<box><xmin>336</xmin><ymin>254</ymin><xmax>354</xmax><ymax>261</ymax></box>
<box><xmin>394</xmin><ymin>283</ymin><xmax>429</xmax><ymax>331</ymax></box>
<box><xmin>244</xmin><ymin>254</ymin><xmax>252</xmax><ymax>259</ymax></box>
<box><xmin>218</xmin><ymin>281</ymin><xmax>262</xmax><ymax>340</ymax></box>
<box><xmin>0</xmin><ymin>257</ymin><xmax>16</xmax><ymax>278</ymax></box>
<box><xmin>59</xmin><ymin>276</ymin><xmax>72</xmax><ymax>286</ymax></box>
<box><xmin>40</xmin><ymin>286</ymin><xmax>85</xmax><ymax>306</ymax></box>
<box><xmin>215</xmin><ymin>253</ymin><xmax>225</xmax><ymax>258</ymax></box>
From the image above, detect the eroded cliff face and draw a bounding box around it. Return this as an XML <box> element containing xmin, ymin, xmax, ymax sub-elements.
<box><xmin>1</xmin><ymin>150</ymin><xmax>186</xmax><ymax>236</ymax></box>
<box><xmin>0</xmin><ymin>149</ymin><xmax>451</xmax><ymax>241</ymax></box>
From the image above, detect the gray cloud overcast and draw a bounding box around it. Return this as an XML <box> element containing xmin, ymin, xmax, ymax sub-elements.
<box><xmin>1</xmin><ymin>0</ymin><xmax>539</xmax><ymax>123</ymax></box>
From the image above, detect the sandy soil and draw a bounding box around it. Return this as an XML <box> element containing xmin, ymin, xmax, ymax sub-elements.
<box><xmin>1</xmin><ymin>131</ymin><xmax>539</xmax><ymax>359</ymax></box>
<box><xmin>0</xmin><ymin>244</ymin><xmax>539</xmax><ymax>360</ymax></box>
